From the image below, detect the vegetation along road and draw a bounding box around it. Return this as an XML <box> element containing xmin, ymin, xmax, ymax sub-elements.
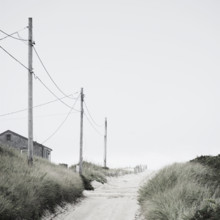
<box><xmin>45</xmin><ymin>171</ymin><xmax>152</xmax><ymax>220</ymax></box>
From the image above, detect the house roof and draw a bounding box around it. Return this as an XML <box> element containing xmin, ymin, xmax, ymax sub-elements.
<box><xmin>0</xmin><ymin>130</ymin><xmax>52</xmax><ymax>151</ymax></box>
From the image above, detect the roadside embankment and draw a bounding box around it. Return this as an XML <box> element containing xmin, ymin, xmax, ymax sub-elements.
<box><xmin>138</xmin><ymin>155</ymin><xmax>220</xmax><ymax>220</ymax></box>
<box><xmin>0</xmin><ymin>144</ymin><xmax>83</xmax><ymax>220</ymax></box>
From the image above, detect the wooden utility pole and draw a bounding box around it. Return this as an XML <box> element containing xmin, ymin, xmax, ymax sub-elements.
<box><xmin>28</xmin><ymin>17</ymin><xmax>33</xmax><ymax>165</ymax></box>
<box><xmin>79</xmin><ymin>88</ymin><xmax>84</xmax><ymax>175</ymax></box>
<box><xmin>104</xmin><ymin>117</ymin><xmax>107</xmax><ymax>168</ymax></box>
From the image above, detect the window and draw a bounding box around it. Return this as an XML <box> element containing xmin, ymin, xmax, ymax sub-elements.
<box><xmin>6</xmin><ymin>134</ymin><xmax>11</xmax><ymax>141</ymax></box>
<box><xmin>46</xmin><ymin>150</ymin><xmax>50</xmax><ymax>159</ymax></box>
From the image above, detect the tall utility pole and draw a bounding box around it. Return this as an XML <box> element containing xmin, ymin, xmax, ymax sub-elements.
<box><xmin>104</xmin><ymin>117</ymin><xmax>107</xmax><ymax>168</ymax></box>
<box><xmin>28</xmin><ymin>17</ymin><xmax>33</xmax><ymax>165</ymax></box>
<box><xmin>79</xmin><ymin>88</ymin><xmax>84</xmax><ymax>175</ymax></box>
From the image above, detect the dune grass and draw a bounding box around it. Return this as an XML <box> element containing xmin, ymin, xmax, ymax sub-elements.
<box><xmin>81</xmin><ymin>161</ymin><xmax>133</xmax><ymax>179</ymax></box>
<box><xmin>70</xmin><ymin>161</ymin><xmax>134</xmax><ymax>190</ymax></box>
<box><xmin>0</xmin><ymin>144</ymin><xmax>83</xmax><ymax>220</ymax></box>
<box><xmin>191</xmin><ymin>155</ymin><xmax>220</xmax><ymax>184</ymax></box>
<box><xmin>138</xmin><ymin>161</ymin><xmax>220</xmax><ymax>220</ymax></box>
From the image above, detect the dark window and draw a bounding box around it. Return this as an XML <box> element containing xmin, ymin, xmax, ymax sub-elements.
<box><xmin>6</xmin><ymin>134</ymin><xmax>11</xmax><ymax>141</ymax></box>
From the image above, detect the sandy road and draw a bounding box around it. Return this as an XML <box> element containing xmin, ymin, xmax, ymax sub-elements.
<box><xmin>45</xmin><ymin>171</ymin><xmax>151</xmax><ymax>220</ymax></box>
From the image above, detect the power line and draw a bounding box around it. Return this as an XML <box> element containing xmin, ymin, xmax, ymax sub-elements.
<box><xmin>0</xmin><ymin>110</ymin><xmax>79</xmax><ymax>121</ymax></box>
<box><xmin>0</xmin><ymin>94</ymin><xmax>74</xmax><ymax>117</ymax></box>
<box><xmin>16</xmin><ymin>32</ymin><xmax>28</xmax><ymax>46</ymax></box>
<box><xmin>42</xmin><ymin>94</ymin><xmax>80</xmax><ymax>144</ymax></box>
<box><xmin>35</xmin><ymin>76</ymin><xmax>79</xmax><ymax>111</ymax></box>
<box><xmin>0</xmin><ymin>44</ymin><xmax>29</xmax><ymax>70</ymax></box>
<box><xmin>84</xmin><ymin>112</ymin><xmax>104</xmax><ymax>136</ymax></box>
<box><xmin>34</xmin><ymin>94</ymin><xmax>78</xmax><ymax>110</ymax></box>
<box><xmin>33</xmin><ymin>45</ymin><xmax>74</xmax><ymax>99</ymax></box>
<box><xmin>0</xmin><ymin>43</ymin><xmax>78</xmax><ymax>111</ymax></box>
<box><xmin>84</xmin><ymin>100</ymin><xmax>104</xmax><ymax>127</ymax></box>
<box><xmin>0</xmin><ymin>27</ymin><xmax>28</xmax><ymax>41</ymax></box>
<box><xmin>34</xmin><ymin>111</ymin><xmax>79</xmax><ymax>119</ymax></box>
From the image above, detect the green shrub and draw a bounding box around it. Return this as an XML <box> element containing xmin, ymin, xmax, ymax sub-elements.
<box><xmin>190</xmin><ymin>203</ymin><xmax>220</xmax><ymax>220</ymax></box>
<box><xmin>189</xmin><ymin>155</ymin><xmax>220</xmax><ymax>219</ymax></box>
<box><xmin>190</xmin><ymin>155</ymin><xmax>220</xmax><ymax>171</ymax></box>
<box><xmin>191</xmin><ymin>155</ymin><xmax>220</xmax><ymax>185</ymax></box>
<box><xmin>80</xmin><ymin>174</ymin><xmax>94</xmax><ymax>190</ymax></box>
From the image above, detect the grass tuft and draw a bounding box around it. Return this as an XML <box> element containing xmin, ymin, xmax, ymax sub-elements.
<box><xmin>70</xmin><ymin>161</ymin><xmax>135</xmax><ymax>190</ymax></box>
<box><xmin>138</xmin><ymin>161</ymin><xmax>220</xmax><ymax>220</ymax></box>
<box><xmin>0</xmin><ymin>144</ymin><xmax>83</xmax><ymax>220</ymax></box>
<box><xmin>71</xmin><ymin>161</ymin><xmax>134</xmax><ymax>182</ymax></box>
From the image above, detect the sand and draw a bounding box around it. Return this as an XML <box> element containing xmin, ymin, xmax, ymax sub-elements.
<box><xmin>44</xmin><ymin>171</ymin><xmax>153</xmax><ymax>220</ymax></box>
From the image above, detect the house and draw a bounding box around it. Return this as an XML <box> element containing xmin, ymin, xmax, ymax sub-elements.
<box><xmin>0</xmin><ymin>130</ymin><xmax>52</xmax><ymax>160</ymax></box>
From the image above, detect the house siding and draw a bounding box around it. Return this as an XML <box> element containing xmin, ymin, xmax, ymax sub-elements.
<box><xmin>0</xmin><ymin>133</ymin><xmax>27</xmax><ymax>150</ymax></box>
<box><xmin>0</xmin><ymin>130</ymin><xmax>51</xmax><ymax>160</ymax></box>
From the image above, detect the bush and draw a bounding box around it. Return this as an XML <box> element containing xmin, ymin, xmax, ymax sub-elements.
<box><xmin>190</xmin><ymin>204</ymin><xmax>220</xmax><ymax>220</ymax></box>
<box><xmin>80</xmin><ymin>174</ymin><xmax>94</xmax><ymax>190</ymax></box>
<box><xmin>191</xmin><ymin>155</ymin><xmax>220</xmax><ymax>184</ymax></box>
<box><xmin>189</xmin><ymin>155</ymin><xmax>220</xmax><ymax>219</ymax></box>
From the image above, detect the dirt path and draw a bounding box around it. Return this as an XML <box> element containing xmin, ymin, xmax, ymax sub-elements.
<box><xmin>45</xmin><ymin>171</ymin><xmax>152</xmax><ymax>220</ymax></box>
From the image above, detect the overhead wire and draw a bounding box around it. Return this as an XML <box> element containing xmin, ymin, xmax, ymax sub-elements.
<box><xmin>0</xmin><ymin>25</ymin><xmax>106</xmax><ymax>156</ymax></box>
<box><xmin>0</xmin><ymin>27</ymin><xmax>28</xmax><ymax>41</ymax></box>
<box><xmin>0</xmin><ymin>109</ymin><xmax>79</xmax><ymax>122</ymax></box>
<box><xmin>33</xmin><ymin>45</ymin><xmax>75</xmax><ymax>99</ymax></box>
<box><xmin>33</xmin><ymin>111</ymin><xmax>79</xmax><ymax>119</ymax></box>
<box><xmin>84</xmin><ymin>112</ymin><xmax>104</xmax><ymax>137</ymax></box>
<box><xmin>0</xmin><ymin>45</ymin><xmax>29</xmax><ymax>71</ymax></box>
<box><xmin>42</xmin><ymin>94</ymin><xmax>80</xmax><ymax>144</ymax></box>
<box><xmin>0</xmin><ymin>94</ymin><xmax>75</xmax><ymax>117</ymax></box>
<box><xmin>35</xmin><ymin>76</ymin><xmax>79</xmax><ymax>111</ymax></box>
<box><xmin>0</xmin><ymin>26</ymin><xmax>106</xmax><ymax>141</ymax></box>
<box><xmin>16</xmin><ymin>32</ymin><xmax>28</xmax><ymax>46</ymax></box>
<box><xmin>84</xmin><ymin>100</ymin><xmax>104</xmax><ymax>127</ymax></box>
<box><xmin>0</xmin><ymin>40</ymin><xmax>78</xmax><ymax>111</ymax></box>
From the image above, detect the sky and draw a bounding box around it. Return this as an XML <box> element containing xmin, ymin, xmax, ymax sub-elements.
<box><xmin>0</xmin><ymin>0</ymin><xmax>220</xmax><ymax>170</ymax></box>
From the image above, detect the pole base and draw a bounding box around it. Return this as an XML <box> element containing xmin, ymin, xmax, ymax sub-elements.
<box><xmin>28</xmin><ymin>157</ymin><xmax>33</xmax><ymax>166</ymax></box>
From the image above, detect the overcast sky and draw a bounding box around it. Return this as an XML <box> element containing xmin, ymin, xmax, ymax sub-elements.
<box><xmin>0</xmin><ymin>0</ymin><xmax>220</xmax><ymax>169</ymax></box>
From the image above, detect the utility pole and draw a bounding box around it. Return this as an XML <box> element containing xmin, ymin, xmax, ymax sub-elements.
<box><xmin>28</xmin><ymin>17</ymin><xmax>33</xmax><ymax>165</ymax></box>
<box><xmin>104</xmin><ymin>117</ymin><xmax>107</xmax><ymax>168</ymax></box>
<box><xmin>79</xmin><ymin>88</ymin><xmax>84</xmax><ymax>175</ymax></box>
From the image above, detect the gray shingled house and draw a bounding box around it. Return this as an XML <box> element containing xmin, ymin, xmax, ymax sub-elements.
<box><xmin>0</xmin><ymin>130</ymin><xmax>52</xmax><ymax>160</ymax></box>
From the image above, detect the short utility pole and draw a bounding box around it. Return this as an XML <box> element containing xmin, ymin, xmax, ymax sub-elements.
<box><xmin>28</xmin><ymin>17</ymin><xmax>34</xmax><ymax>165</ymax></box>
<box><xmin>104</xmin><ymin>117</ymin><xmax>107</xmax><ymax>168</ymax></box>
<box><xmin>79</xmin><ymin>88</ymin><xmax>84</xmax><ymax>175</ymax></box>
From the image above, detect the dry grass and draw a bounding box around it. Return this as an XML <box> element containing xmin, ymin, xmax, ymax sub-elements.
<box><xmin>138</xmin><ymin>162</ymin><xmax>220</xmax><ymax>220</ymax></box>
<box><xmin>0</xmin><ymin>144</ymin><xmax>83</xmax><ymax>220</ymax></box>
<box><xmin>70</xmin><ymin>161</ymin><xmax>133</xmax><ymax>184</ymax></box>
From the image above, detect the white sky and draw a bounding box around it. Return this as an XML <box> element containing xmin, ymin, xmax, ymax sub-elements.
<box><xmin>0</xmin><ymin>0</ymin><xmax>220</xmax><ymax>170</ymax></box>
